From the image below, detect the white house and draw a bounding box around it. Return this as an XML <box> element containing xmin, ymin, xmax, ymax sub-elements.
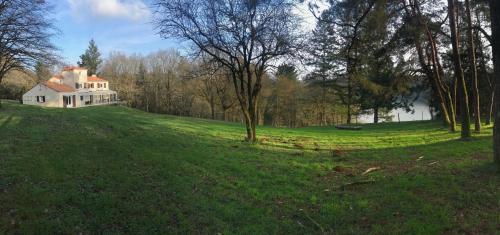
<box><xmin>22</xmin><ymin>66</ymin><xmax>118</xmax><ymax>108</ymax></box>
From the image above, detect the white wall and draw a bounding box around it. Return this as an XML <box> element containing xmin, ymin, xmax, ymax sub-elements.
<box><xmin>22</xmin><ymin>84</ymin><xmax>62</xmax><ymax>107</ymax></box>
<box><xmin>61</xmin><ymin>69</ymin><xmax>87</xmax><ymax>89</ymax></box>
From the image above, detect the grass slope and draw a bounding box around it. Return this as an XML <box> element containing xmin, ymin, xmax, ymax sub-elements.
<box><xmin>0</xmin><ymin>101</ymin><xmax>498</xmax><ymax>234</ymax></box>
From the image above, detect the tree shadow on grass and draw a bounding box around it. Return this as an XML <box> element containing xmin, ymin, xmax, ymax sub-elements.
<box><xmin>0</xmin><ymin>102</ymin><xmax>498</xmax><ymax>234</ymax></box>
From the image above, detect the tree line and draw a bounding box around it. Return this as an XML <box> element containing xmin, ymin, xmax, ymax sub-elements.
<box><xmin>0</xmin><ymin>0</ymin><xmax>498</xmax><ymax>166</ymax></box>
<box><xmin>99</xmin><ymin>50</ymin><xmax>355</xmax><ymax>127</ymax></box>
<box><xmin>150</xmin><ymin>0</ymin><xmax>499</xmax><ymax>164</ymax></box>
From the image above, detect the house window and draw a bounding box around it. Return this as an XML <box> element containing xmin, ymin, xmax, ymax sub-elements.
<box><xmin>91</xmin><ymin>83</ymin><xmax>94</xmax><ymax>88</ymax></box>
<box><xmin>84</xmin><ymin>83</ymin><xmax>88</xmax><ymax>89</ymax></box>
<box><xmin>75</xmin><ymin>83</ymin><xmax>79</xmax><ymax>89</ymax></box>
<box><xmin>104</xmin><ymin>83</ymin><xmax>107</xmax><ymax>88</ymax></box>
<box><xmin>80</xmin><ymin>96</ymin><xmax>84</xmax><ymax>101</ymax></box>
<box><xmin>36</xmin><ymin>96</ymin><xmax>46</xmax><ymax>103</ymax></box>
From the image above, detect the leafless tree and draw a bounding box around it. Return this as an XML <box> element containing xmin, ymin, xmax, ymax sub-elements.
<box><xmin>0</xmin><ymin>0</ymin><xmax>58</xmax><ymax>89</ymax></box>
<box><xmin>152</xmin><ymin>0</ymin><xmax>303</xmax><ymax>142</ymax></box>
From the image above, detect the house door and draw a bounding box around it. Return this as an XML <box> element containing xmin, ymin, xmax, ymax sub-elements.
<box><xmin>63</xmin><ymin>95</ymin><xmax>72</xmax><ymax>108</ymax></box>
<box><xmin>73</xmin><ymin>95</ymin><xmax>76</xmax><ymax>107</ymax></box>
<box><xmin>63</xmin><ymin>96</ymin><xmax>68</xmax><ymax>108</ymax></box>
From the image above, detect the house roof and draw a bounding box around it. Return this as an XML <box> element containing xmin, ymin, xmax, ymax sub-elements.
<box><xmin>87</xmin><ymin>76</ymin><xmax>108</xmax><ymax>82</ymax></box>
<box><xmin>42</xmin><ymin>81</ymin><xmax>76</xmax><ymax>92</ymax></box>
<box><xmin>48</xmin><ymin>75</ymin><xmax>63</xmax><ymax>82</ymax></box>
<box><xmin>62</xmin><ymin>66</ymin><xmax>86</xmax><ymax>71</ymax></box>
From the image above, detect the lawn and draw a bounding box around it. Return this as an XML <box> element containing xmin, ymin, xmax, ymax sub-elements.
<box><xmin>0</xmin><ymin>101</ymin><xmax>498</xmax><ymax>234</ymax></box>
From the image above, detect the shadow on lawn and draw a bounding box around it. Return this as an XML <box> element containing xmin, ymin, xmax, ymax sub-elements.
<box><xmin>0</xmin><ymin>103</ymin><xmax>498</xmax><ymax>234</ymax></box>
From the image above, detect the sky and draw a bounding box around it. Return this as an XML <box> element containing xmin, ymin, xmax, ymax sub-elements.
<box><xmin>49</xmin><ymin>0</ymin><xmax>319</xmax><ymax>65</ymax></box>
<box><xmin>50</xmin><ymin>0</ymin><xmax>179</xmax><ymax>65</ymax></box>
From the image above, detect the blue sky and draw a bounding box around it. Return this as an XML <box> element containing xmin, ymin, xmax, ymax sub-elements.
<box><xmin>50</xmin><ymin>0</ymin><xmax>179</xmax><ymax>65</ymax></box>
<box><xmin>49</xmin><ymin>0</ymin><xmax>319</xmax><ymax>65</ymax></box>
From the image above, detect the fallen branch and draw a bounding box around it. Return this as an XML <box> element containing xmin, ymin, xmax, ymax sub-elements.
<box><xmin>362</xmin><ymin>167</ymin><xmax>381</xmax><ymax>175</ymax></box>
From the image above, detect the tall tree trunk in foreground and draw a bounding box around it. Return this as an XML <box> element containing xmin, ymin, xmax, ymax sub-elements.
<box><xmin>489</xmin><ymin>0</ymin><xmax>500</xmax><ymax>167</ymax></box>
<box><xmin>448</xmin><ymin>0</ymin><xmax>471</xmax><ymax>139</ymax></box>
<box><xmin>465</xmin><ymin>0</ymin><xmax>481</xmax><ymax>132</ymax></box>
<box><xmin>477</xmin><ymin>22</ymin><xmax>495</xmax><ymax>126</ymax></box>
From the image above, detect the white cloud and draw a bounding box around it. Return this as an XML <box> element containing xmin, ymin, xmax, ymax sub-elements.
<box><xmin>68</xmin><ymin>0</ymin><xmax>150</xmax><ymax>21</ymax></box>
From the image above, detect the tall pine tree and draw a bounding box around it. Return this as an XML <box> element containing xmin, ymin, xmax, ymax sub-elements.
<box><xmin>78</xmin><ymin>39</ymin><xmax>103</xmax><ymax>76</ymax></box>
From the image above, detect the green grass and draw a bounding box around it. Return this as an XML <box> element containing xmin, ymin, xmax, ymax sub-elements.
<box><xmin>0</xmin><ymin>100</ymin><xmax>498</xmax><ymax>234</ymax></box>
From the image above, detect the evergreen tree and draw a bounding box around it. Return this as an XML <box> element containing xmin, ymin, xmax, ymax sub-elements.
<box><xmin>357</xmin><ymin>0</ymin><xmax>414</xmax><ymax>124</ymax></box>
<box><xmin>78</xmin><ymin>39</ymin><xmax>103</xmax><ymax>76</ymax></box>
<box><xmin>307</xmin><ymin>19</ymin><xmax>340</xmax><ymax>125</ymax></box>
<box><xmin>276</xmin><ymin>64</ymin><xmax>298</xmax><ymax>81</ymax></box>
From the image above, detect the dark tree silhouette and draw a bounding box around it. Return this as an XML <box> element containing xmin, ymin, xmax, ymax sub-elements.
<box><xmin>489</xmin><ymin>0</ymin><xmax>500</xmax><ymax>167</ymax></box>
<box><xmin>0</xmin><ymin>0</ymin><xmax>58</xmax><ymax>87</ymax></box>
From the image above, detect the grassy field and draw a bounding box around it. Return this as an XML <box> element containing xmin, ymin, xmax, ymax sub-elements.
<box><xmin>0</xmin><ymin>100</ymin><xmax>498</xmax><ymax>234</ymax></box>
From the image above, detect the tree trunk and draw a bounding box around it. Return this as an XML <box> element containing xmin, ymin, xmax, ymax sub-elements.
<box><xmin>247</xmin><ymin>72</ymin><xmax>258</xmax><ymax>142</ymax></box>
<box><xmin>465</xmin><ymin>0</ymin><xmax>481</xmax><ymax>132</ymax></box>
<box><xmin>249</xmin><ymin>100</ymin><xmax>258</xmax><ymax>142</ymax></box>
<box><xmin>210</xmin><ymin>98</ymin><xmax>216</xmax><ymax>120</ymax></box>
<box><xmin>347</xmin><ymin>79</ymin><xmax>352</xmax><ymax>125</ymax></box>
<box><xmin>244</xmin><ymin>114</ymin><xmax>253</xmax><ymax>141</ymax></box>
<box><xmin>489</xmin><ymin>0</ymin><xmax>500</xmax><ymax>167</ymax></box>
<box><xmin>374</xmin><ymin>107</ymin><xmax>379</xmax><ymax>124</ymax></box>
<box><xmin>222</xmin><ymin>108</ymin><xmax>228</xmax><ymax>122</ymax></box>
<box><xmin>446</xmin><ymin>90</ymin><xmax>457</xmax><ymax>132</ymax></box>
<box><xmin>415</xmin><ymin>38</ymin><xmax>452</xmax><ymax>127</ymax></box>
<box><xmin>448</xmin><ymin>0</ymin><xmax>471</xmax><ymax>139</ymax></box>
<box><xmin>486</xmin><ymin>90</ymin><xmax>495</xmax><ymax>125</ymax></box>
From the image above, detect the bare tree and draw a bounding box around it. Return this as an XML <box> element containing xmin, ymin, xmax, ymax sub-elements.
<box><xmin>0</xmin><ymin>0</ymin><xmax>58</xmax><ymax>91</ymax></box>
<box><xmin>153</xmin><ymin>0</ymin><xmax>302</xmax><ymax>142</ymax></box>
<box><xmin>214</xmin><ymin>71</ymin><xmax>236</xmax><ymax>122</ymax></box>
<box><xmin>195</xmin><ymin>60</ymin><xmax>220</xmax><ymax>119</ymax></box>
